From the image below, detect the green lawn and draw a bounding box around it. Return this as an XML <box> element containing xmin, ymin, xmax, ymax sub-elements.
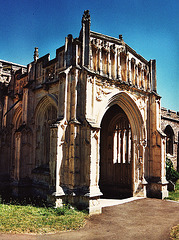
<box><xmin>0</xmin><ymin>203</ymin><xmax>87</xmax><ymax>234</ymax></box>
<box><xmin>166</xmin><ymin>181</ymin><xmax>179</xmax><ymax>202</ymax></box>
<box><xmin>166</xmin><ymin>181</ymin><xmax>179</xmax><ymax>239</ymax></box>
<box><xmin>170</xmin><ymin>225</ymin><xmax>179</xmax><ymax>240</ymax></box>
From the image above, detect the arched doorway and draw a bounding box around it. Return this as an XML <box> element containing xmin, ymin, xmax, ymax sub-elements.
<box><xmin>99</xmin><ymin>104</ymin><xmax>133</xmax><ymax>199</ymax></box>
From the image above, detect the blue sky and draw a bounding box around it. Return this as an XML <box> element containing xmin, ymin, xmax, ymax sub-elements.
<box><xmin>0</xmin><ymin>0</ymin><xmax>178</xmax><ymax>111</ymax></box>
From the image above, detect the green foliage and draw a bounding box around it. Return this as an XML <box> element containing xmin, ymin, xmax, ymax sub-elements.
<box><xmin>170</xmin><ymin>224</ymin><xmax>179</xmax><ymax>240</ymax></box>
<box><xmin>166</xmin><ymin>181</ymin><xmax>179</xmax><ymax>201</ymax></box>
<box><xmin>166</xmin><ymin>158</ymin><xmax>179</xmax><ymax>183</ymax></box>
<box><xmin>0</xmin><ymin>203</ymin><xmax>87</xmax><ymax>234</ymax></box>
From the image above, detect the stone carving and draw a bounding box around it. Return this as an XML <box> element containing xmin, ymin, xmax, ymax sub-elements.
<box><xmin>82</xmin><ymin>10</ymin><xmax>91</xmax><ymax>24</ymax></box>
<box><xmin>46</xmin><ymin>67</ymin><xmax>55</xmax><ymax>81</ymax></box>
<box><xmin>96</xmin><ymin>86</ymin><xmax>111</xmax><ymax>101</ymax></box>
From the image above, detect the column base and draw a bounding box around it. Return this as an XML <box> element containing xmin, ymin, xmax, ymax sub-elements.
<box><xmin>147</xmin><ymin>178</ymin><xmax>168</xmax><ymax>199</ymax></box>
<box><xmin>66</xmin><ymin>195</ymin><xmax>102</xmax><ymax>215</ymax></box>
<box><xmin>134</xmin><ymin>179</ymin><xmax>148</xmax><ymax>198</ymax></box>
<box><xmin>53</xmin><ymin>186</ymin><xmax>102</xmax><ymax>215</ymax></box>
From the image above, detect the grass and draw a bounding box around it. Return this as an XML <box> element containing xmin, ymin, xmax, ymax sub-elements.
<box><xmin>166</xmin><ymin>180</ymin><xmax>179</xmax><ymax>239</ymax></box>
<box><xmin>166</xmin><ymin>181</ymin><xmax>179</xmax><ymax>202</ymax></box>
<box><xmin>170</xmin><ymin>225</ymin><xmax>179</xmax><ymax>240</ymax></box>
<box><xmin>0</xmin><ymin>201</ymin><xmax>87</xmax><ymax>234</ymax></box>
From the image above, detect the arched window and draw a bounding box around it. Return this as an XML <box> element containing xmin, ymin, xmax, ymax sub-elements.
<box><xmin>164</xmin><ymin>125</ymin><xmax>174</xmax><ymax>155</ymax></box>
<box><xmin>113</xmin><ymin>117</ymin><xmax>132</xmax><ymax>164</ymax></box>
<box><xmin>36</xmin><ymin>104</ymin><xmax>57</xmax><ymax>167</ymax></box>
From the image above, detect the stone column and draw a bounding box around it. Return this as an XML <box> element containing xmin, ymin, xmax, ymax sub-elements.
<box><xmin>90</xmin><ymin>45</ymin><xmax>93</xmax><ymax>70</ymax></box>
<box><xmin>108</xmin><ymin>51</ymin><xmax>111</xmax><ymax>78</ymax></box>
<box><xmin>128</xmin><ymin>58</ymin><xmax>131</xmax><ymax>84</ymax></box>
<box><xmin>106</xmin><ymin>50</ymin><xmax>109</xmax><ymax>77</ymax></box>
<box><xmin>126</xmin><ymin>130</ymin><xmax>129</xmax><ymax>163</ymax></box>
<box><xmin>121</xmin><ymin>130</ymin><xmax>124</xmax><ymax>163</ymax></box>
<box><xmin>138</xmin><ymin>142</ymin><xmax>147</xmax><ymax>197</ymax></box>
<box><xmin>99</xmin><ymin>48</ymin><xmax>102</xmax><ymax>75</ymax></box>
<box><xmin>82</xmin><ymin>10</ymin><xmax>90</xmax><ymax>67</ymax></box>
<box><xmin>132</xmin><ymin>60</ymin><xmax>135</xmax><ymax>85</ymax></box>
<box><xmin>118</xmin><ymin>130</ymin><xmax>121</xmax><ymax>163</ymax></box>
<box><xmin>22</xmin><ymin>88</ymin><xmax>28</xmax><ymax>124</ymax></box>
<box><xmin>55</xmin><ymin>122</ymin><xmax>66</xmax><ymax>207</ymax></box>
<box><xmin>147</xmin><ymin>94</ymin><xmax>168</xmax><ymax>199</ymax></box>
<box><xmin>128</xmin><ymin>129</ymin><xmax>132</xmax><ymax>163</ymax></box>
<box><xmin>49</xmin><ymin>125</ymin><xmax>58</xmax><ymax>187</ymax></box>
<box><xmin>142</xmin><ymin>68</ymin><xmax>145</xmax><ymax>90</ymax></box>
<box><xmin>75</xmin><ymin>44</ymin><xmax>79</xmax><ymax>66</ymax></box>
<box><xmin>125</xmin><ymin>54</ymin><xmax>128</xmax><ymax>83</ymax></box>
<box><xmin>2</xmin><ymin>96</ymin><xmax>8</xmax><ymax>127</ymax></box>
<box><xmin>88</xmin><ymin>128</ymin><xmax>102</xmax><ymax>214</ymax></box>
<box><xmin>135</xmin><ymin>65</ymin><xmax>138</xmax><ymax>87</ymax></box>
<box><xmin>58</xmin><ymin>71</ymin><xmax>68</xmax><ymax>120</ymax></box>
<box><xmin>117</xmin><ymin>49</ymin><xmax>121</xmax><ymax>80</ymax></box>
<box><xmin>70</xmin><ymin>69</ymin><xmax>78</xmax><ymax>121</ymax></box>
<box><xmin>149</xmin><ymin>60</ymin><xmax>157</xmax><ymax>92</ymax></box>
<box><xmin>14</xmin><ymin>133</ymin><xmax>21</xmax><ymax>181</ymax></box>
<box><xmin>114</xmin><ymin>48</ymin><xmax>117</xmax><ymax>79</ymax></box>
<box><xmin>123</xmin><ymin>130</ymin><xmax>126</xmax><ymax>163</ymax></box>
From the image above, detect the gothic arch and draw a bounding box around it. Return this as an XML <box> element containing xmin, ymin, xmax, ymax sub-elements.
<box><xmin>98</xmin><ymin>92</ymin><xmax>145</xmax><ymax>143</ymax></box>
<box><xmin>12</xmin><ymin>106</ymin><xmax>22</xmax><ymax>129</ymax></box>
<box><xmin>164</xmin><ymin>125</ymin><xmax>174</xmax><ymax>155</ymax></box>
<box><xmin>35</xmin><ymin>94</ymin><xmax>58</xmax><ymax>124</ymax></box>
<box><xmin>34</xmin><ymin>95</ymin><xmax>58</xmax><ymax>168</ymax></box>
<box><xmin>99</xmin><ymin>92</ymin><xmax>146</xmax><ymax>198</ymax></box>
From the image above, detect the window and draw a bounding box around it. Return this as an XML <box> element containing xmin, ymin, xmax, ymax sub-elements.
<box><xmin>113</xmin><ymin>117</ymin><xmax>131</xmax><ymax>164</ymax></box>
<box><xmin>164</xmin><ymin>125</ymin><xmax>174</xmax><ymax>155</ymax></box>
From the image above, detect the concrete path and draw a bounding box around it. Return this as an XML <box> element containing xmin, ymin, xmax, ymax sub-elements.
<box><xmin>100</xmin><ymin>196</ymin><xmax>145</xmax><ymax>207</ymax></box>
<box><xmin>0</xmin><ymin>198</ymin><xmax>178</xmax><ymax>240</ymax></box>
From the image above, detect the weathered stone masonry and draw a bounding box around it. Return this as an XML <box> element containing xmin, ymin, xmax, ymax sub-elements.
<box><xmin>0</xmin><ymin>10</ymin><xmax>170</xmax><ymax>214</ymax></box>
<box><xmin>161</xmin><ymin>108</ymin><xmax>179</xmax><ymax>171</ymax></box>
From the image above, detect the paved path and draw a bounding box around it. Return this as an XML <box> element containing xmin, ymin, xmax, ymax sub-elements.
<box><xmin>0</xmin><ymin>198</ymin><xmax>178</xmax><ymax>240</ymax></box>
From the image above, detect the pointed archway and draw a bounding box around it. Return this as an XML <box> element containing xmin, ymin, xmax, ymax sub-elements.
<box><xmin>98</xmin><ymin>92</ymin><xmax>147</xmax><ymax>199</ymax></box>
<box><xmin>100</xmin><ymin>104</ymin><xmax>133</xmax><ymax>198</ymax></box>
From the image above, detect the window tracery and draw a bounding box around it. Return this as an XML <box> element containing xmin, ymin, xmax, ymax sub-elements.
<box><xmin>113</xmin><ymin>117</ymin><xmax>132</xmax><ymax>164</ymax></box>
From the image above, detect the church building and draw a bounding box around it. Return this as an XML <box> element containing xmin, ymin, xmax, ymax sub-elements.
<box><xmin>0</xmin><ymin>10</ymin><xmax>169</xmax><ymax>214</ymax></box>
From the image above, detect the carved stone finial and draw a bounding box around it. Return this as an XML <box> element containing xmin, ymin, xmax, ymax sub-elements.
<box><xmin>119</xmin><ymin>34</ymin><xmax>123</xmax><ymax>40</ymax></box>
<box><xmin>33</xmin><ymin>47</ymin><xmax>39</xmax><ymax>62</ymax></box>
<box><xmin>82</xmin><ymin>10</ymin><xmax>91</xmax><ymax>24</ymax></box>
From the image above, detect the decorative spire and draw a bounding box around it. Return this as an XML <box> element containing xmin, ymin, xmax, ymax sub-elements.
<box><xmin>33</xmin><ymin>47</ymin><xmax>39</xmax><ymax>62</ymax></box>
<box><xmin>82</xmin><ymin>10</ymin><xmax>91</xmax><ymax>25</ymax></box>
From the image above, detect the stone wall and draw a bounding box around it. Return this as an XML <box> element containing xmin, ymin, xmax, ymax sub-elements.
<box><xmin>161</xmin><ymin>107</ymin><xmax>179</xmax><ymax>171</ymax></box>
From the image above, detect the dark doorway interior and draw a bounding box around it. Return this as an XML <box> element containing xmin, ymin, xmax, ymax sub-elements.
<box><xmin>99</xmin><ymin>104</ymin><xmax>133</xmax><ymax>199</ymax></box>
